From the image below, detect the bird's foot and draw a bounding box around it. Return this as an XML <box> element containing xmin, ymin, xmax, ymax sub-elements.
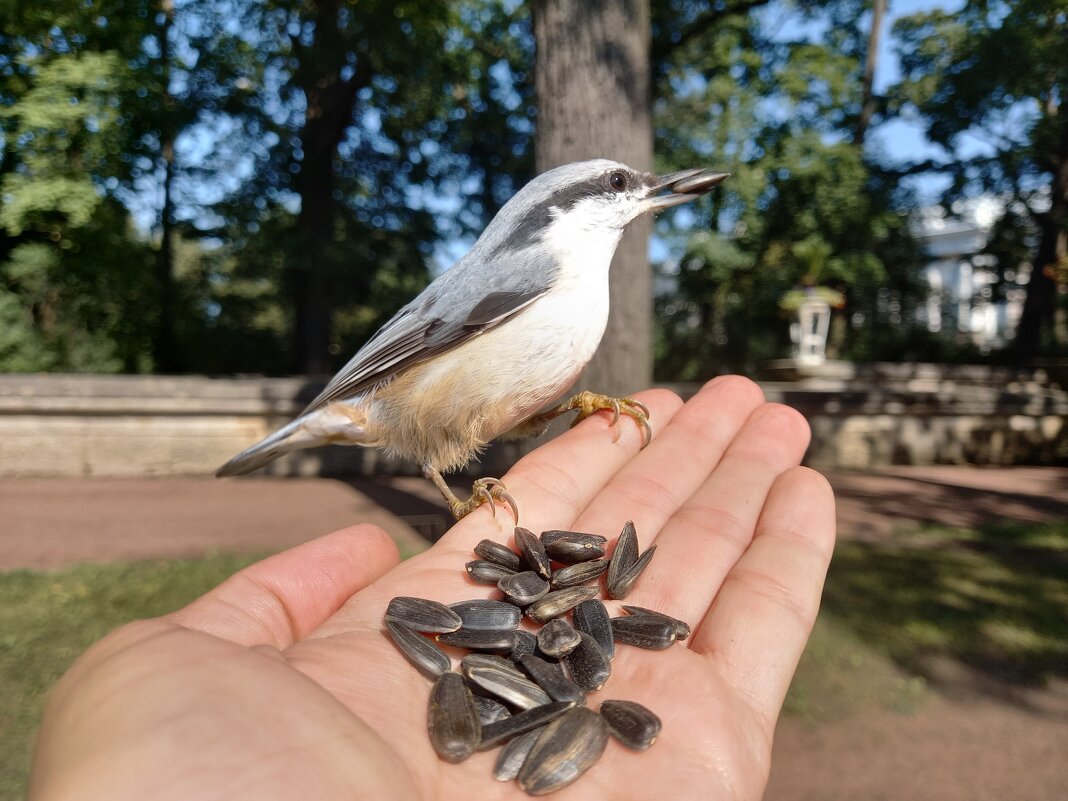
<box><xmin>424</xmin><ymin>464</ymin><xmax>520</xmax><ymax>523</ymax></box>
<box><xmin>545</xmin><ymin>390</ymin><xmax>652</xmax><ymax>447</ymax></box>
<box><xmin>449</xmin><ymin>477</ymin><xmax>519</xmax><ymax>522</ymax></box>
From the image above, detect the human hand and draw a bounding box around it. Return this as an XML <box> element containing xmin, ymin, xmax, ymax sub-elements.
<box><xmin>28</xmin><ymin>377</ymin><xmax>835</xmax><ymax>801</ymax></box>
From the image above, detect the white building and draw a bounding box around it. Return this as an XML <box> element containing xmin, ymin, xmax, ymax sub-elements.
<box><xmin>912</xmin><ymin>197</ymin><xmax>1028</xmax><ymax>350</ymax></box>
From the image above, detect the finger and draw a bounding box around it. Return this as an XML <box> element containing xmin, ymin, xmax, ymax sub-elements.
<box><xmin>573</xmin><ymin>375</ymin><xmax>766</xmax><ymax>545</ymax></box>
<box><xmin>308</xmin><ymin>388</ymin><xmax>686</xmax><ymax>638</ymax></box>
<box><xmin>440</xmin><ymin>386</ymin><xmax>686</xmax><ymax>553</ymax></box>
<box><xmin>693</xmin><ymin>467</ymin><xmax>836</xmax><ymax>729</ymax></box>
<box><xmin>615</xmin><ymin>403</ymin><xmax>811</xmax><ymax>629</ymax></box>
<box><xmin>170</xmin><ymin>524</ymin><xmax>400</xmax><ymax>649</ymax></box>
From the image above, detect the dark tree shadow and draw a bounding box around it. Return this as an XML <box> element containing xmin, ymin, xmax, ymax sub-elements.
<box><xmin>821</xmin><ymin>519</ymin><xmax>1068</xmax><ymax>714</ymax></box>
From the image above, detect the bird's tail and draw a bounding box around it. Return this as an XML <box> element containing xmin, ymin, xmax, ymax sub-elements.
<box><xmin>215</xmin><ymin>417</ymin><xmax>318</xmax><ymax>477</ymax></box>
<box><xmin>215</xmin><ymin>403</ymin><xmax>370</xmax><ymax>477</ymax></box>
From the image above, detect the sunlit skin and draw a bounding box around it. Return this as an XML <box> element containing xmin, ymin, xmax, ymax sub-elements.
<box><xmin>28</xmin><ymin>376</ymin><xmax>835</xmax><ymax>801</ymax></box>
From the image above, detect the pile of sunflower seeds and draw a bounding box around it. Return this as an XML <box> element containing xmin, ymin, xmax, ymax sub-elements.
<box><xmin>383</xmin><ymin>521</ymin><xmax>690</xmax><ymax>796</ymax></box>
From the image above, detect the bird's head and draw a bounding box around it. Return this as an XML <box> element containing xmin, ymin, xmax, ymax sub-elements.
<box><xmin>505</xmin><ymin>159</ymin><xmax>730</xmax><ymax>236</ymax></box>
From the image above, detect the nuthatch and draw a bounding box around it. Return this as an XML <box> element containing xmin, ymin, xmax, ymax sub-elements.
<box><xmin>216</xmin><ymin>160</ymin><xmax>728</xmax><ymax>520</ymax></box>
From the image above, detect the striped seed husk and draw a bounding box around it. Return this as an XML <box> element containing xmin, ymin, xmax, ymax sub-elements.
<box><xmin>605</xmin><ymin>544</ymin><xmax>657</xmax><ymax>600</ymax></box>
<box><xmin>478</xmin><ymin>702</ymin><xmax>574</xmax><ymax>751</ymax></box>
<box><xmin>536</xmin><ymin>618</ymin><xmax>582</xmax><ymax>658</ymax></box>
<box><xmin>448</xmin><ymin>599</ymin><xmax>523</xmax><ymax>630</ymax></box>
<box><xmin>620</xmin><ymin>604</ymin><xmax>691</xmax><ymax>640</ymax></box>
<box><xmin>562</xmin><ymin>631</ymin><xmax>611</xmax><ymax>692</ymax></box>
<box><xmin>572</xmin><ymin>599</ymin><xmax>614</xmax><ymax>661</ymax></box>
<box><xmin>466</xmin><ymin>560</ymin><xmax>517</xmax><ymax>585</ymax></box>
<box><xmin>385</xmin><ymin>597</ymin><xmax>462</xmax><ymax>633</ymax></box>
<box><xmin>550</xmin><ymin>559</ymin><xmax>609</xmax><ymax>589</ymax></box>
<box><xmin>498</xmin><ymin>570</ymin><xmax>550</xmax><ymax>606</ymax></box>
<box><xmin>609</xmin><ymin>614</ymin><xmax>677</xmax><ymax>650</ymax></box>
<box><xmin>526</xmin><ymin>585</ymin><xmax>600</xmax><ymax>624</ymax></box>
<box><xmin>599</xmin><ymin>699</ymin><xmax>662</xmax><ymax>751</ymax></box>
<box><xmin>427</xmin><ymin>672</ymin><xmax>481</xmax><ymax>764</ymax></box>
<box><xmin>606</xmin><ymin>521</ymin><xmax>638</xmax><ymax>594</ymax></box>
<box><xmin>385</xmin><ymin>620</ymin><xmax>451</xmax><ymax>679</ymax></box>
<box><xmin>493</xmin><ymin>727</ymin><xmax>543</xmax><ymax>781</ymax></box>
<box><xmin>517</xmin><ymin>707</ymin><xmax>609</xmax><ymax>795</ymax></box>
<box><xmin>514</xmin><ymin>526</ymin><xmax>552</xmax><ymax>579</ymax></box>
<box><xmin>516</xmin><ymin>652</ymin><xmax>586</xmax><ymax>705</ymax></box>
<box><xmin>473</xmin><ymin>539</ymin><xmax>523</xmax><ymax>571</ymax></box>
<box><xmin>437</xmin><ymin>628</ymin><xmax>517</xmax><ymax>653</ymax></box>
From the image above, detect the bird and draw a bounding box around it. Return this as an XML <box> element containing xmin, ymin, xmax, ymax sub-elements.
<box><xmin>216</xmin><ymin>159</ymin><xmax>728</xmax><ymax>521</ymax></box>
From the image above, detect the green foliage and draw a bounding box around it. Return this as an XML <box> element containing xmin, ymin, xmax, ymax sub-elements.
<box><xmin>889</xmin><ymin>0</ymin><xmax>1068</xmax><ymax>358</ymax></box>
<box><xmin>0</xmin><ymin>0</ymin><xmax>534</xmax><ymax>376</ymax></box>
<box><xmin>651</xmin><ymin>2</ymin><xmax>925</xmax><ymax>378</ymax></box>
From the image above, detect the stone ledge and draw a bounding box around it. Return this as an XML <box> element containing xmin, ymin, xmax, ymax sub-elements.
<box><xmin>0</xmin><ymin>369</ymin><xmax>1065</xmax><ymax>477</ymax></box>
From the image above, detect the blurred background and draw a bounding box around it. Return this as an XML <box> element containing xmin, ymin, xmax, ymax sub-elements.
<box><xmin>0</xmin><ymin>0</ymin><xmax>1065</xmax><ymax>798</ymax></box>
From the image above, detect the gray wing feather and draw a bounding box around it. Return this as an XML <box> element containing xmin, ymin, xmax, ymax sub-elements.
<box><xmin>300</xmin><ymin>248</ymin><xmax>557</xmax><ymax>414</ymax></box>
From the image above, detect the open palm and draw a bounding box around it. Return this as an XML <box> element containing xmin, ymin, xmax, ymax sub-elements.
<box><xmin>29</xmin><ymin>377</ymin><xmax>835</xmax><ymax>801</ymax></box>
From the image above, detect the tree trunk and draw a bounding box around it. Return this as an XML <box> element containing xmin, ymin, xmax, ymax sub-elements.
<box><xmin>153</xmin><ymin>0</ymin><xmax>181</xmax><ymax>373</ymax></box>
<box><xmin>290</xmin><ymin>0</ymin><xmax>369</xmax><ymax>376</ymax></box>
<box><xmin>533</xmin><ymin>0</ymin><xmax>654</xmax><ymax>397</ymax></box>
<box><xmin>1014</xmin><ymin>110</ymin><xmax>1068</xmax><ymax>364</ymax></box>
<box><xmin>854</xmin><ymin>0</ymin><xmax>886</xmax><ymax>145</ymax></box>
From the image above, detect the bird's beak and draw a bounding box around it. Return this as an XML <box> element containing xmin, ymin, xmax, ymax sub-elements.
<box><xmin>646</xmin><ymin>168</ymin><xmax>730</xmax><ymax>210</ymax></box>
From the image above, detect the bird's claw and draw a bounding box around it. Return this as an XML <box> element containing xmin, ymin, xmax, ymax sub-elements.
<box><xmin>451</xmin><ymin>477</ymin><xmax>519</xmax><ymax>523</ymax></box>
<box><xmin>557</xmin><ymin>390</ymin><xmax>652</xmax><ymax>448</ymax></box>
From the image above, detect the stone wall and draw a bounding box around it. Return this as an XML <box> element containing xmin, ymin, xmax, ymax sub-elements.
<box><xmin>0</xmin><ymin>365</ymin><xmax>1065</xmax><ymax>478</ymax></box>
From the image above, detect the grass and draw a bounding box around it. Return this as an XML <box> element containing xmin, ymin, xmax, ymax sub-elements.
<box><xmin>786</xmin><ymin>519</ymin><xmax>1068</xmax><ymax>721</ymax></box>
<box><xmin>0</xmin><ymin>552</ymin><xmax>260</xmax><ymax>800</ymax></box>
<box><xmin>2</xmin><ymin>520</ymin><xmax>1066</xmax><ymax>798</ymax></box>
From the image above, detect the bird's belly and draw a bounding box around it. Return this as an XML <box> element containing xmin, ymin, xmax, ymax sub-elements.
<box><xmin>367</xmin><ymin>281</ymin><xmax>610</xmax><ymax>471</ymax></box>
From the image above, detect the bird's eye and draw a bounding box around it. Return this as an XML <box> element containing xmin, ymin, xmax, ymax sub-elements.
<box><xmin>609</xmin><ymin>171</ymin><xmax>627</xmax><ymax>192</ymax></box>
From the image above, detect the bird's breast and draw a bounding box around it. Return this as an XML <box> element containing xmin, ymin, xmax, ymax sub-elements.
<box><xmin>366</xmin><ymin>263</ymin><xmax>611</xmax><ymax>470</ymax></box>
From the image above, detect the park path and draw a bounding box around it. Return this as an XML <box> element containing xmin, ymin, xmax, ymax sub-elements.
<box><xmin>2</xmin><ymin>466</ymin><xmax>1066</xmax><ymax>801</ymax></box>
<box><xmin>3</xmin><ymin>466</ymin><xmax>1066</xmax><ymax>571</ymax></box>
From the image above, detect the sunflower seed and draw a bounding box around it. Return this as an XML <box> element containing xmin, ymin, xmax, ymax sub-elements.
<box><xmin>599</xmin><ymin>699</ymin><xmax>662</xmax><ymax>751</ymax></box>
<box><xmin>542</xmin><ymin>533</ymin><xmax>607</xmax><ymax>563</ymax></box>
<box><xmin>606</xmin><ymin>520</ymin><xmax>638</xmax><ymax>593</ymax></box>
<box><xmin>384</xmin><ymin>621</ymin><xmax>451</xmax><ymax>679</ymax></box>
<box><xmin>462</xmin><ymin>653</ymin><xmax>526</xmax><ymax>682</ymax></box>
<box><xmin>610</xmin><ymin>615</ymin><xmax>676</xmax><ymax>650</ymax></box>
<box><xmin>540</xmin><ymin>529</ymin><xmax>607</xmax><ymax>547</ymax></box>
<box><xmin>516</xmin><ymin>652</ymin><xmax>586</xmax><ymax>705</ymax></box>
<box><xmin>563</xmin><ymin>631</ymin><xmax>611</xmax><ymax>692</ymax></box>
<box><xmin>427</xmin><ymin>672</ymin><xmax>481</xmax><ymax>763</ymax></box>
<box><xmin>537</xmin><ymin>618</ymin><xmax>581</xmax><ymax>658</ymax></box>
<box><xmin>526</xmin><ymin>585</ymin><xmax>600</xmax><ymax>623</ymax></box>
<box><xmin>621</xmin><ymin>604</ymin><xmax>691</xmax><ymax>640</ymax></box>
<box><xmin>493</xmin><ymin>727</ymin><xmax>543</xmax><ymax>781</ymax></box>
<box><xmin>466</xmin><ymin>560</ymin><xmax>517</xmax><ymax>585</ymax></box>
<box><xmin>511</xmin><ymin>629</ymin><xmax>539</xmax><ymax>662</ymax></box>
<box><xmin>572</xmin><ymin>599</ymin><xmax>614</xmax><ymax>661</ymax></box>
<box><xmin>449</xmin><ymin>599</ymin><xmax>523</xmax><ymax>630</ymax></box>
<box><xmin>517</xmin><ymin>707</ymin><xmax>609</xmax><ymax>795</ymax></box>
<box><xmin>473</xmin><ymin>694</ymin><xmax>511</xmax><ymax>726</ymax></box>
<box><xmin>478</xmin><ymin>702</ymin><xmax>574</xmax><ymax>750</ymax></box>
<box><xmin>514</xmin><ymin>527</ymin><xmax>552</xmax><ymax>579</ymax></box>
<box><xmin>465</xmin><ymin>662</ymin><xmax>552</xmax><ymax>710</ymax></box>
<box><xmin>437</xmin><ymin>628</ymin><xmax>516</xmax><ymax>653</ymax></box>
<box><xmin>474</xmin><ymin>539</ymin><xmax>522</xmax><ymax>571</ymax></box>
<box><xmin>605</xmin><ymin>544</ymin><xmax>657</xmax><ymax>600</ymax></box>
<box><xmin>385</xmin><ymin>596</ymin><xmax>463</xmax><ymax>633</ymax></box>
<box><xmin>498</xmin><ymin>570</ymin><xmax>550</xmax><ymax>606</ymax></box>
<box><xmin>550</xmin><ymin>559</ymin><xmax>609</xmax><ymax>589</ymax></box>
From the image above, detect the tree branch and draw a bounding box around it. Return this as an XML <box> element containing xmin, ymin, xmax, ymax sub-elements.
<box><xmin>653</xmin><ymin>0</ymin><xmax>774</xmax><ymax>64</ymax></box>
